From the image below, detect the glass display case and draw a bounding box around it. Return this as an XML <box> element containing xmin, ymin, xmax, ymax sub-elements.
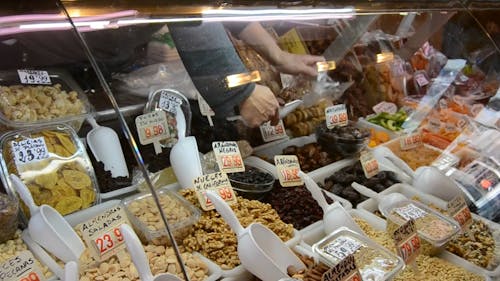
<box><xmin>0</xmin><ymin>1</ymin><xmax>498</xmax><ymax>281</ymax></box>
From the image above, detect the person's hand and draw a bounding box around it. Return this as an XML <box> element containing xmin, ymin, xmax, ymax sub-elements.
<box><xmin>274</xmin><ymin>51</ymin><xmax>325</xmax><ymax>77</ymax></box>
<box><xmin>239</xmin><ymin>84</ymin><xmax>280</xmax><ymax>128</ymax></box>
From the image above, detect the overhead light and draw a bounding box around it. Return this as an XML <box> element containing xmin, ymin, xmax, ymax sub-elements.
<box><xmin>19</xmin><ymin>20</ymin><xmax>110</xmax><ymax>30</ymax></box>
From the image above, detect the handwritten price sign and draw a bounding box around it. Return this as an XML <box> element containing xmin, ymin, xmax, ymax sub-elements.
<box><xmin>448</xmin><ymin>195</ymin><xmax>473</xmax><ymax>232</ymax></box>
<box><xmin>260</xmin><ymin>120</ymin><xmax>287</xmax><ymax>142</ymax></box>
<box><xmin>393</xmin><ymin>219</ymin><xmax>421</xmax><ymax>265</ymax></box>
<box><xmin>321</xmin><ymin>254</ymin><xmax>361</xmax><ymax>281</ymax></box>
<box><xmin>81</xmin><ymin>205</ymin><xmax>130</xmax><ymax>261</ymax></box>
<box><xmin>11</xmin><ymin>137</ymin><xmax>50</xmax><ymax>167</ymax></box>
<box><xmin>0</xmin><ymin>251</ymin><xmax>46</xmax><ymax>281</ymax></box>
<box><xmin>360</xmin><ymin>151</ymin><xmax>379</xmax><ymax>179</ymax></box>
<box><xmin>194</xmin><ymin>172</ymin><xmax>237</xmax><ymax>211</ymax></box>
<box><xmin>17</xmin><ymin>70</ymin><xmax>51</xmax><ymax>85</ymax></box>
<box><xmin>158</xmin><ymin>91</ymin><xmax>183</xmax><ymax>114</ymax></box>
<box><xmin>135</xmin><ymin>111</ymin><xmax>171</xmax><ymax>154</ymax></box>
<box><xmin>400</xmin><ymin>133</ymin><xmax>422</xmax><ymax>150</ymax></box>
<box><xmin>275</xmin><ymin>155</ymin><xmax>303</xmax><ymax>187</ymax></box>
<box><xmin>326</xmin><ymin>104</ymin><xmax>348</xmax><ymax>129</ymax></box>
<box><xmin>212</xmin><ymin>141</ymin><xmax>245</xmax><ymax>173</ymax></box>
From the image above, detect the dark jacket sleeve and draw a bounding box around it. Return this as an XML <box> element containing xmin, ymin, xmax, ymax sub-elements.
<box><xmin>168</xmin><ymin>22</ymin><xmax>254</xmax><ymax>118</ymax></box>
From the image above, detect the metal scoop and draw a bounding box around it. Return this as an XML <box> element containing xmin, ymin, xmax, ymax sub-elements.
<box><xmin>120</xmin><ymin>224</ymin><xmax>182</xmax><ymax>281</ymax></box>
<box><xmin>86</xmin><ymin>116</ymin><xmax>129</xmax><ymax>178</ymax></box>
<box><xmin>299</xmin><ymin>172</ymin><xmax>364</xmax><ymax>235</ymax></box>
<box><xmin>10</xmin><ymin>174</ymin><xmax>84</xmax><ymax>264</ymax></box>
<box><xmin>351</xmin><ymin>182</ymin><xmax>407</xmax><ymax>217</ymax></box>
<box><xmin>206</xmin><ymin>191</ymin><xmax>305</xmax><ymax>281</ymax></box>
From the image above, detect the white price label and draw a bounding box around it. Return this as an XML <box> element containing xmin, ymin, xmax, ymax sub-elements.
<box><xmin>393</xmin><ymin>220</ymin><xmax>421</xmax><ymax>265</ymax></box>
<box><xmin>80</xmin><ymin>205</ymin><xmax>130</xmax><ymax>262</ymax></box>
<box><xmin>193</xmin><ymin>172</ymin><xmax>237</xmax><ymax>211</ymax></box>
<box><xmin>415</xmin><ymin>73</ymin><xmax>429</xmax><ymax>87</ymax></box>
<box><xmin>0</xmin><ymin>251</ymin><xmax>46</xmax><ymax>281</ymax></box>
<box><xmin>444</xmin><ymin>122</ymin><xmax>458</xmax><ymax>133</ymax></box>
<box><xmin>326</xmin><ymin>104</ymin><xmax>348</xmax><ymax>129</ymax></box>
<box><xmin>427</xmin><ymin>118</ymin><xmax>441</xmax><ymax>132</ymax></box>
<box><xmin>360</xmin><ymin>151</ymin><xmax>379</xmax><ymax>179</ymax></box>
<box><xmin>274</xmin><ymin>155</ymin><xmax>303</xmax><ymax>187</ymax></box>
<box><xmin>448</xmin><ymin>195</ymin><xmax>473</xmax><ymax>232</ymax></box>
<box><xmin>159</xmin><ymin>91</ymin><xmax>183</xmax><ymax>114</ymax></box>
<box><xmin>11</xmin><ymin>137</ymin><xmax>50</xmax><ymax>166</ymax></box>
<box><xmin>323</xmin><ymin>236</ymin><xmax>362</xmax><ymax>260</ymax></box>
<box><xmin>135</xmin><ymin>111</ymin><xmax>170</xmax><ymax>145</ymax></box>
<box><xmin>212</xmin><ymin>141</ymin><xmax>245</xmax><ymax>173</ymax></box>
<box><xmin>17</xmin><ymin>70</ymin><xmax>51</xmax><ymax>85</ymax></box>
<box><xmin>394</xmin><ymin>204</ymin><xmax>427</xmax><ymax>221</ymax></box>
<box><xmin>373</xmin><ymin>102</ymin><xmax>397</xmax><ymax>114</ymax></box>
<box><xmin>321</xmin><ymin>254</ymin><xmax>362</xmax><ymax>281</ymax></box>
<box><xmin>260</xmin><ymin>120</ymin><xmax>287</xmax><ymax>143</ymax></box>
<box><xmin>400</xmin><ymin>133</ymin><xmax>422</xmax><ymax>150</ymax></box>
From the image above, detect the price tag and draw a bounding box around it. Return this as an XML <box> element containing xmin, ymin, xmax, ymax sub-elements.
<box><xmin>323</xmin><ymin>236</ymin><xmax>362</xmax><ymax>260</ymax></box>
<box><xmin>260</xmin><ymin>120</ymin><xmax>287</xmax><ymax>143</ymax></box>
<box><xmin>198</xmin><ymin>93</ymin><xmax>215</xmax><ymax>127</ymax></box>
<box><xmin>11</xmin><ymin>137</ymin><xmax>50</xmax><ymax>167</ymax></box>
<box><xmin>373</xmin><ymin>102</ymin><xmax>397</xmax><ymax>114</ymax></box>
<box><xmin>158</xmin><ymin>91</ymin><xmax>183</xmax><ymax>114</ymax></box>
<box><xmin>80</xmin><ymin>205</ymin><xmax>130</xmax><ymax>262</ymax></box>
<box><xmin>17</xmin><ymin>70</ymin><xmax>51</xmax><ymax>85</ymax></box>
<box><xmin>444</xmin><ymin>122</ymin><xmax>458</xmax><ymax>133</ymax></box>
<box><xmin>193</xmin><ymin>172</ymin><xmax>237</xmax><ymax>211</ymax></box>
<box><xmin>427</xmin><ymin>118</ymin><xmax>441</xmax><ymax>132</ymax></box>
<box><xmin>360</xmin><ymin>151</ymin><xmax>379</xmax><ymax>179</ymax></box>
<box><xmin>274</xmin><ymin>155</ymin><xmax>303</xmax><ymax>187</ymax></box>
<box><xmin>0</xmin><ymin>251</ymin><xmax>46</xmax><ymax>281</ymax></box>
<box><xmin>321</xmin><ymin>254</ymin><xmax>362</xmax><ymax>281</ymax></box>
<box><xmin>392</xmin><ymin>219</ymin><xmax>421</xmax><ymax>265</ymax></box>
<box><xmin>212</xmin><ymin>141</ymin><xmax>245</xmax><ymax>173</ymax></box>
<box><xmin>447</xmin><ymin>195</ymin><xmax>473</xmax><ymax>232</ymax></box>
<box><xmin>326</xmin><ymin>104</ymin><xmax>348</xmax><ymax>129</ymax></box>
<box><xmin>135</xmin><ymin>111</ymin><xmax>170</xmax><ymax>154</ymax></box>
<box><xmin>394</xmin><ymin>204</ymin><xmax>427</xmax><ymax>221</ymax></box>
<box><xmin>414</xmin><ymin>73</ymin><xmax>429</xmax><ymax>87</ymax></box>
<box><xmin>399</xmin><ymin>132</ymin><xmax>422</xmax><ymax>151</ymax></box>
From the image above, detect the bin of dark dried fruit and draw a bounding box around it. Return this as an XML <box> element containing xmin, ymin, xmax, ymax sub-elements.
<box><xmin>264</xmin><ymin>182</ymin><xmax>334</xmax><ymax>230</ymax></box>
<box><xmin>316</xmin><ymin>123</ymin><xmax>370</xmax><ymax>156</ymax></box>
<box><xmin>228</xmin><ymin>166</ymin><xmax>275</xmax><ymax>200</ymax></box>
<box><xmin>282</xmin><ymin>143</ymin><xmax>341</xmax><ymax>173</ymax></box>
<box><xmin>0</xmin><ymin>193</ymin><xmax>18</xmax><ymax>243</ymax></box>
<box><xmin>320</xmin><ymin>161</ymin><xmax>399</xmax><ymax>206</ymax></box>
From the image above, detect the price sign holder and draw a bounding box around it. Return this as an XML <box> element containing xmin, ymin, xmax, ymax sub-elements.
<box><xmin>321</xmin><ymin>254</ymin><xmax>362</xmax><ymax>281</ymax></box>
<box><xmin>373</xmin><ymin>101</ymin><xmax>397</xmax><ymax>114</ymax></box>
<box><xmin>317</xmin><ymin>61</ymin><xmax>336</xmax><ymax>72</ymax></box>
<box><xmin>80</xmin><ymin>205</ymin><xmax>130</xmax><ymax>262</ymax></box>
<box><xmin>360</xmin><ymin>151</ymin><xmax>379</xmax><ymax>179</ymax></box>
<box><xmin>158</xmin><ymin>91</ymin><xmax>183</xmax><ymax>114</ymax></box>
<box><xmin>392</xmin><ymin>219</ymin><xmax>421</xmax><ymax>268</ymax></box>
<box><xmin>0</xmin><ymin>250</ymin><xmax>46</xmax><ymax>281</ymax></box>
<box><xmin>399</xmin><ymin>132</ymin><xmax>423</xmax><ymax>151</ymax></box>
<box><xmin>198</xmin><ymin>93</ymin><xmax>215</xmax><ymax>127</ymax></box>
<box><xmin>447</xmin><ymin>195</ymin><xmax>473</xmax><ymax>233</ymax></box>
<box><xmin>193</xmin><ymin>172</ymin><xmax>237</xmax><ymax>211</ymax></box>
<box><xmin>212</xmin><ymin>141</ymin><xmax>245</xmax><ymax>173</ymax></box>
<box><xmin>11</xmin><ymin>137</ymin><xmax>50</xmax><ymax>167</ymax></box>
<box><xmin>135</xmin><ymin>111</ymin><xmax>171</xmax><ymax>154</ymax></box>
<box><xmin>260</xmin><ymin>120</ymin><xmax>287</xmax><ymax>143</ymax></box>
<box><xmin>274</xmin><ymin>155</ymin><xmax>303</xmax><ymax>187</ymax></box>
<box><xmin>326</xmin><ymin>104</ymin><xmax>348</xmax><ymax>129</ymax></box>
<box><xmin>17</xmin><ymin>69</ymin><xmax>51</xmax><ymax>85</ymax></box>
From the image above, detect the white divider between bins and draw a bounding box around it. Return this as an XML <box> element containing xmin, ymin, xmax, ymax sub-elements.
<box><xmin>252</xmin><ymin>134</ymin><xmax>316</xmax><ymax>160</ymax></box>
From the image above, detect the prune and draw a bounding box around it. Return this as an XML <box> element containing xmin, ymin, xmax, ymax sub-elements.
<box><xmin>229</xmin><ymin>167</ymin><xmax>274</xmax><ymax>185</ymax></box>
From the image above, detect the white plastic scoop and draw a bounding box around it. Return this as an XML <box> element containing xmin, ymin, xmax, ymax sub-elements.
<box><xmin>206</xmin><ymin>191</ymin><xmax>305</xmax><ymax>281</ymax></box>
<box><xmin>86</xmin><ymin>116</ymin><xmax>129</xmax><ymax>178</ymax></box>
<box><xmin>170</xmin><ymin>106</ymin><xmax>203</xmax><ymax>188</ymax></box>
<box><xmin>372</xmin><ymin>146</ymin><xmax>461</xmax><ymax>201</ymax></box>
<box><xmin>120</xmin><ymin>224</ymin><xmax>182</xmax><ymax>281</ymax></box>
<box><xmin>299</xmin><ymin>172</ymin><xmax>364</xmax><ymax>235</ymax></box>
<box><xmin>64</xmin><ymin>261</ymin><xmax>79</xmax><ymax>281</ymax></box>
<box><xmin>351</xmin><ymin>182</ymin><xmax>407</xmax><ymax>216</ymax></box>
<box><xmin>10</xmin><ymin>174</ymin><xmax>84</xmax><ymax>263</ymax></box>
<box><xmin>226</xmin><ymin>100</ymin><xmax>304</xmax><ymax>123</ymax></box>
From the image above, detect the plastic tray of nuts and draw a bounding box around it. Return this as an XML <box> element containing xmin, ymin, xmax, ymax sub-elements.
<box><xmin>0</xmin><ymin>69</ymin><xmax>93</xmax><ymax>132</ymax></box>
<box><xmin>122</xmin><ymin>187</ymin><xmax>201</xmax><ymax>246</ymax></box>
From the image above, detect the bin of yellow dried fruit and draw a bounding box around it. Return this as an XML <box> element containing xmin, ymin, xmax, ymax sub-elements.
<box><xmin>0</xmin><ymin>124</ymin><xmax>99</xmax><ymax>219</ymax></box>
<box><xmin>368</xmin><ymin>129</ymin><xmax>391</xmax><ymax>147</ymax></box>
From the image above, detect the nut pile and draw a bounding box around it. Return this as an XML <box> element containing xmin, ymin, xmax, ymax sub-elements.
<box><xmin>0</xmin><ymin>230</ymin><xmax>52</xmax><ymax>278</ymax></box>
<box><xmin>353</xmin><ymin>217</ymin><xmax>485</xmax><ymax>281</ymax></box>
<box><xmin>0</xmin><ymin>84</ymin><xmax>85</xmax><ymax>122</ymax></box>
<box><xmin>288</xmin><ymin>255</ymin><xmax>330</xmax><ymax>281</ymax></box>
<box><xmin>180</xmin><ymin>189</ymin><xmax>294</xmax><ymax>269</ymax></box>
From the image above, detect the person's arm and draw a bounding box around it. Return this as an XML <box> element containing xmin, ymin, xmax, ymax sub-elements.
<box><xmin>237</xmin><ymin>22</ymin><xmax>325</xmax><ymax>77</ymax></box>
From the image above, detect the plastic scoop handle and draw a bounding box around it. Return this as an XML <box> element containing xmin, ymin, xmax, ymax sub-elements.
<box><xmin>86</xmin><ymin>116</ymin><xmax>99</xmax><ymax>129</ymax></box>
<box><xmin>120</xmin><ymin>224</ymin><xmax>154</xmax><ymax>281</ymax></box>
<box><xmin>206</xmin><ymin>191</ymin><xmax>245</xmax><ymax>236</ymax></box>
<box><xmin>176</xmin><ymin>106</ymin><xmax>186</xmax><ymax>140</ymax></box>
<box><xmin>64</xmin><ymin>261</ymin><xmax>78</xmax><ymax>281</ymax></box>
<box><xmin>10</xmin><ymin>174</ymin><xmax>39</xmax><ymax>214</ymax></box>
<box><xmin>373</xmin><ymin>146</ymin><xmax>415</xmax><ymax>180</ymax></box>
<box><xmin>351</xmin><ymin>182</ymin><xmax>379</xmax><ymax>199</ymax></box>
<box><xmin>299</xmin><ymin>172</ymin><xmax>329</xmax><ymax>212</ymax></box>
